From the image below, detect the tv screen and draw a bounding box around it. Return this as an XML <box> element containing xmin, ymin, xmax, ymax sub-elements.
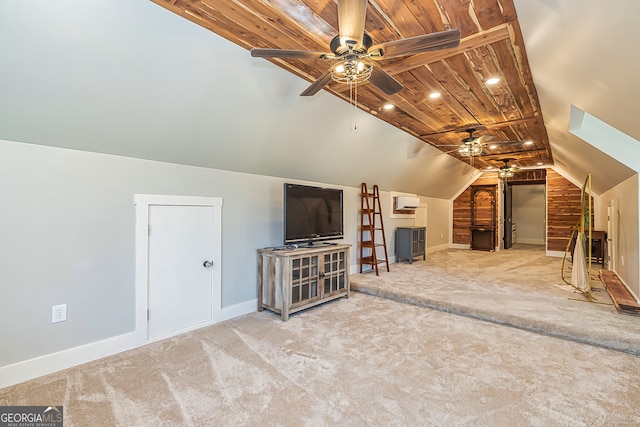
<box><xmin>284</xmin><ymin>183</ymin><xmax>344</xmax><ymax>245</ymax></box>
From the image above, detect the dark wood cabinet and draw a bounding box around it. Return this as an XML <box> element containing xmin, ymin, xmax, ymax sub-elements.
<box><xmin>570</xmin><ymin>230</ymin><xmax>606</xmax><ymax>266</ymax></box>
<box><xmin>471</xmin><ymin>185</ymin><xmax>496</xmax><ymax>251</ymax></box>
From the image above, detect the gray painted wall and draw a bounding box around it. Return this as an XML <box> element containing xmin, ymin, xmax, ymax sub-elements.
<box><xmin>0</xmin><ymin>139</ymin><xmax>450</xmax><ymax>368</ymax></box>
<box><xmin>0</xmin><ymin>0</ymin><xmax>474</xmax><ymax>200</ymax></box>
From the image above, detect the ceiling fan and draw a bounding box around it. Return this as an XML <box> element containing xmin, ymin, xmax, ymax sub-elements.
<box><xmin>497</xmin><ymin>158</ymin><xmax>517</xmax><ymax>178</ymax></box>
<box><xmin>250</xmin><ymin>0</ymin><xmax>460</xmax><ymax>96</ymax></box>
<box><xmin>492</xmin><ymin>158</ymin><xmax>549</xmax><ymax>178</ymax></box>
<box><xmin>435</xmin><ymin>127</ymin><xmax>530</xmax><ymax>163</ymax></box>
<box><xmin>435</xmin><ymin>128</ymin><xmax>495</xmax><ymax>163</ymax></box>
<box><xmin>456</xmin><ymin>128</ymin><xmax>495</xmax><ymax>157</ymax></box>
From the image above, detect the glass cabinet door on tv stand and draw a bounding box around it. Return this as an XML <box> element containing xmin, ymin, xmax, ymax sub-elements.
<box><xmin>257</xmin><ymin>244</ymin><xmax>350</xmax><ymax>321</ymax></box>
<box><xmin>290</xmin><ymin>254</ymin><xmax>320</xmax><ymax>306</ymax></box>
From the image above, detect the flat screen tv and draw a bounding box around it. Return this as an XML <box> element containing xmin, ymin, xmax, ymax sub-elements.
<box><xmin>283</xmin><ymin>183</ymin><xmax>344</xmax><ymax>245</ymax></box>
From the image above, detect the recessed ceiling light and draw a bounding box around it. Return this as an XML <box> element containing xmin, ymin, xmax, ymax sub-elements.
<box><xmin>428</xmin><ymin>92</ymin><xmax>441</xmax><ymax>99</ymax></box>
<box><xmin>489</xmin><ymin>144</ymin><xmax>497</xmax><ymax>149</ymax></box>
<box><xmin>383</xmin><ymin>103</ymin><xmax>395</xmax><ymax>110</ymax></box>
<box><xmin>537</xmin><ymin>162</ymin><xmax>543</xmax><ymax>165</ymax></box>
<box><xmin>524</xmin><ymin>141</ymin><xmax>534</xmax><ymax>145</ymax></box>
<box><xmin>486</xmin><ymin>77</ymin><xmax>500</xmax><ymax>85</ymax></box>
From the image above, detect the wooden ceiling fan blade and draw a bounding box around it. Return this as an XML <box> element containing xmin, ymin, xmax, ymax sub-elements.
<box><xmin>481</xmin><ymin>148</ymin><xmax>548</xmax><ymax>160</ymax></box>
<box><xmin>251</xmin><ymin>48</ymin><xmax>328</xmax><ymax>60</ymax></box>
<box><xmin>476</xmin><ymin>135</ymin><xmax>495</xmax><ymax>144</ymax></box>
<box><xmin>437</xmin><ymin>147</ymin><xmax>464</xmax><ymax>155</ymax></box>
<box><xmin>369</xmin><ymin>67</ymin><xmax>403</xmax><ymax>95</ymax></box>
<box><xmin>515</xmin><ymin>167</ymin><xmax>534</xmax><ymax>171</ymax></box>
<box><xmin>420</xmin><ymin>117</ymin><xmax>541</xmax><ymax>138</ymax></box>
<box><xmin>495</xmin><ymin>140</ymin><xmax>525</xmax><ymax>146</ymax></box>
<box><xmin>300</xmin><ymin>70</ymin><xmax>333</xmax><ymax>96</ymax></box>
<box><xmin>369</xmin><ymin>29</ymin><xmax>460</xmax><ymax>60</ymax></box>
<box><xmin>338</xmin><ymin>0</ymin><xmax>367</xmax><ymax>50</ymax></box>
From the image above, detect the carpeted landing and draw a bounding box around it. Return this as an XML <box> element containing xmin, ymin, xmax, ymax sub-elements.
<box><xmin>2</xmin><ymin>245</ymin><xmax>640</xmax><ymax>426</ymax></box>
<box><xmin>351</xmin><ymin>244</ymin><xmax>640</xmax><ymax>355</ymax></box>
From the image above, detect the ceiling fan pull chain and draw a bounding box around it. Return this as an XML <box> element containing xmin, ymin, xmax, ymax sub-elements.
<box><xmin>349</xmin><ymin>81</ymin><xmax>357</xmax><ymax>132</ymax></box>
<box><xmin>353</xmin><ymin>82</ymin><xmax>358</xmax><ymax>130</ymax></box>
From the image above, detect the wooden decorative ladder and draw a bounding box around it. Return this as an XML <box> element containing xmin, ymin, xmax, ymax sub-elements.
<box><xmin>359</xmin><ymin>183</ymin><xmax>389</xmax><ymax>275</ymax></box>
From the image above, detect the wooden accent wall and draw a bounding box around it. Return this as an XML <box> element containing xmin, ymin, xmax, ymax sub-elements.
<box><xmin>453</xmin><ymin>174</ymin><xmax>499</xmax><ymax>246</ymax></box>
<box><xmin>452</xmin><ymin>169</ymin><xmax>591</xmax><ymax>252</ymax></box>
<box><xmin>453</xmin><ymin>188</ymin><xmax>472</xmax><ymax>245</ymax></box>
<box><xmin>509</xmin><ymin>169</ymin><xmax>546</xmax><ymax>184</ymax></box>
<box><xmin>546</xmin><ymin>169</ymin><xmax>593</xmax><ymax>252</ymax></box>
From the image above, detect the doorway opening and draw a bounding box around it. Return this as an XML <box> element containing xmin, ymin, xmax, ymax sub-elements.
<box><xmin>504</xmin><ymin>183</ymin><xmax>546</xmax><ymax>249</ymax></box>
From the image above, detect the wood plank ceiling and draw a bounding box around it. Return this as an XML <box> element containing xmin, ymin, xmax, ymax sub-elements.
<box><xmin>151</xmin><ymin>0</ymin><xmax>552</xmax><ymax>171</ymax></box>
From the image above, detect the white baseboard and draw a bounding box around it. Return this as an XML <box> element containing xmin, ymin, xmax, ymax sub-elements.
<box><xmin>426</xmin><ymin>243</ymin><xmax>449</xmax><ymax>254</ymax></box>
<box><xmin>0</xmin><ymin>299</ymin><xmax>258</xmax><ymax>389</ymax></box>
<box><xmin>0</xmin><ymin>332</ymin><xmax>138</xmax><ymax>389</ymax></box>
<box><xmin>517</xmin><ymin>238</ymin><xmax>546</xmax><ymax>245</ymax></box>
<box><xmin>546</xmin><ymin>250</ymin><xmax>565</xmax><ymax>258</ymax></box>
<box><xmin>350</xmin><ymin>256</ymin><xmax>397</xmax><ymax>274</ymax></box>
<box><xmin>220</xmin><ymin>298</ymin><xmax>257</xmax><ymax>321</ymax></box>
<box><xmin>449</xmin><ymin>243</ymin><xmax>470</xmax><ymax>250</ymax></box>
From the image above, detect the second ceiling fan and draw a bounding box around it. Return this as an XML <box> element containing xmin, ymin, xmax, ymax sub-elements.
<box><xmin>434</xmin><ymin>127</ymin><xmax>529</xmax><ymax>165</ymax></box>
<box><xmin>434</xmin><ymin>128</ymin><xmax>496</xmax><ymax>165</ymax></box>
<box><xmin>250</xmin><ymin>0</ymin><xmax>460</xmax><ymax>96</ymax></box>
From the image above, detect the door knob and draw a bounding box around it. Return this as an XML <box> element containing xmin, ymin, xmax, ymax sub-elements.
<box><xmin>203</xmin><ymin>260</ymin><xmax>213</xmax><ymax>268</ymax></box>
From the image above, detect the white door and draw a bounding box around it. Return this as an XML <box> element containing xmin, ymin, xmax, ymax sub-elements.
<box><xmin>147</xmin><ymin>204</ymin><xmax>215</xmax><ymax>340</ymax></box>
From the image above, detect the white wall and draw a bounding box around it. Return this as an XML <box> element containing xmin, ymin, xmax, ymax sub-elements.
<box><xmin>0</xmin><ymin>139</ymin><xmax>449</xmax><ymax>381</ymax></box>
<box><xmin>384</xmin><ymin>195</ymin><xmax>451</xmax><ymax>258</ymax></box>
<box><xmin>598</xmin><ymin>174</ymin><xmax>639</xmax><ymax>298</ymax></box>
<box><xmin>512</xmin><ymin>185</ymin><xmax>546</xmax><ymax>245</ymax></box>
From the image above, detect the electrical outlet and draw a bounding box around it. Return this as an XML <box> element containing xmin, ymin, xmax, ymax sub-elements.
<box><xmin>52</xmin><ymin>304</ymin><xmax>67</xmax><ymax>323</ymax></box>
<box><xmin>621</xmin><ymin>256</ymin><xmax>624</xmax><ymax>266</ymax></box>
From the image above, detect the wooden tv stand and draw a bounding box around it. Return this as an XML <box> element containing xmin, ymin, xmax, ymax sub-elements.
<box><xmin>257</xmin><ymin>243</ymin><xmax>350</xmax><ymax>321</ymax></box>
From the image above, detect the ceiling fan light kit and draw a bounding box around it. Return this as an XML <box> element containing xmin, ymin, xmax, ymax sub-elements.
<box><xmin>331</xmin><ymin>55</ymin><xmax>373</xmax><ymax>84</ymax></box>
<box><xmin>498</xmin><ymin>158</ymin><xmax>517</xmax><ymax>178</ymax></box>
<box><xmin>456</xmin><ymin>128</ymin><xmax>487</xmax><ymax>157</ymax></box>
<box><xmin>458</xmin><ymin>143</ymin><xmax>483</xmax><ymax>157</ymax></box>
<box><xmin>249</xmin><ymin>0</ymin><xmax>460</xmax><ymax>97</ymax></box>
<box><xmin>499</xmin><ymin>168</ymin><xmax>515</xmax><ymax>178</ymax></box>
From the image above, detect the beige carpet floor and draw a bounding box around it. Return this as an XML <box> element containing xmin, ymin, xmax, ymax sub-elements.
<box><xmin>352</xmin><ymin>244</ymin><xmax>640</xmax><ymax>355</ymax></box>
<box><xmin>2</xmin><ymin>245</ymin><xmax>640</xmax><ymax>426</ymax></box>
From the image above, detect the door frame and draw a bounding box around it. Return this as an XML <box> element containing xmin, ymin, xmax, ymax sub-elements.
<box><xmin>134</xmin><ymin>194</ymin><xmax>222</xmax><ymax>345</ymax></box>
<box><xmin>608</xmin><ymin>200</ymin><xmax>617</xmax><ymax>270</ymax></box>
<box><xmin>504</xmin><ymin>182</ymin><xmax>513</xmax><ymax>249</ymax></box>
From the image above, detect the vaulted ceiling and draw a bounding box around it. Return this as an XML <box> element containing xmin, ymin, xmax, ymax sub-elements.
<box><xmin>1</xmin><ymin>1</ymin><xmax>637</xmax><ymax>198</ymax></box>
<box><xmin>152</xmin><ymin>0</ymin><xmax>552</xmax><ymax>171</ymax></box>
